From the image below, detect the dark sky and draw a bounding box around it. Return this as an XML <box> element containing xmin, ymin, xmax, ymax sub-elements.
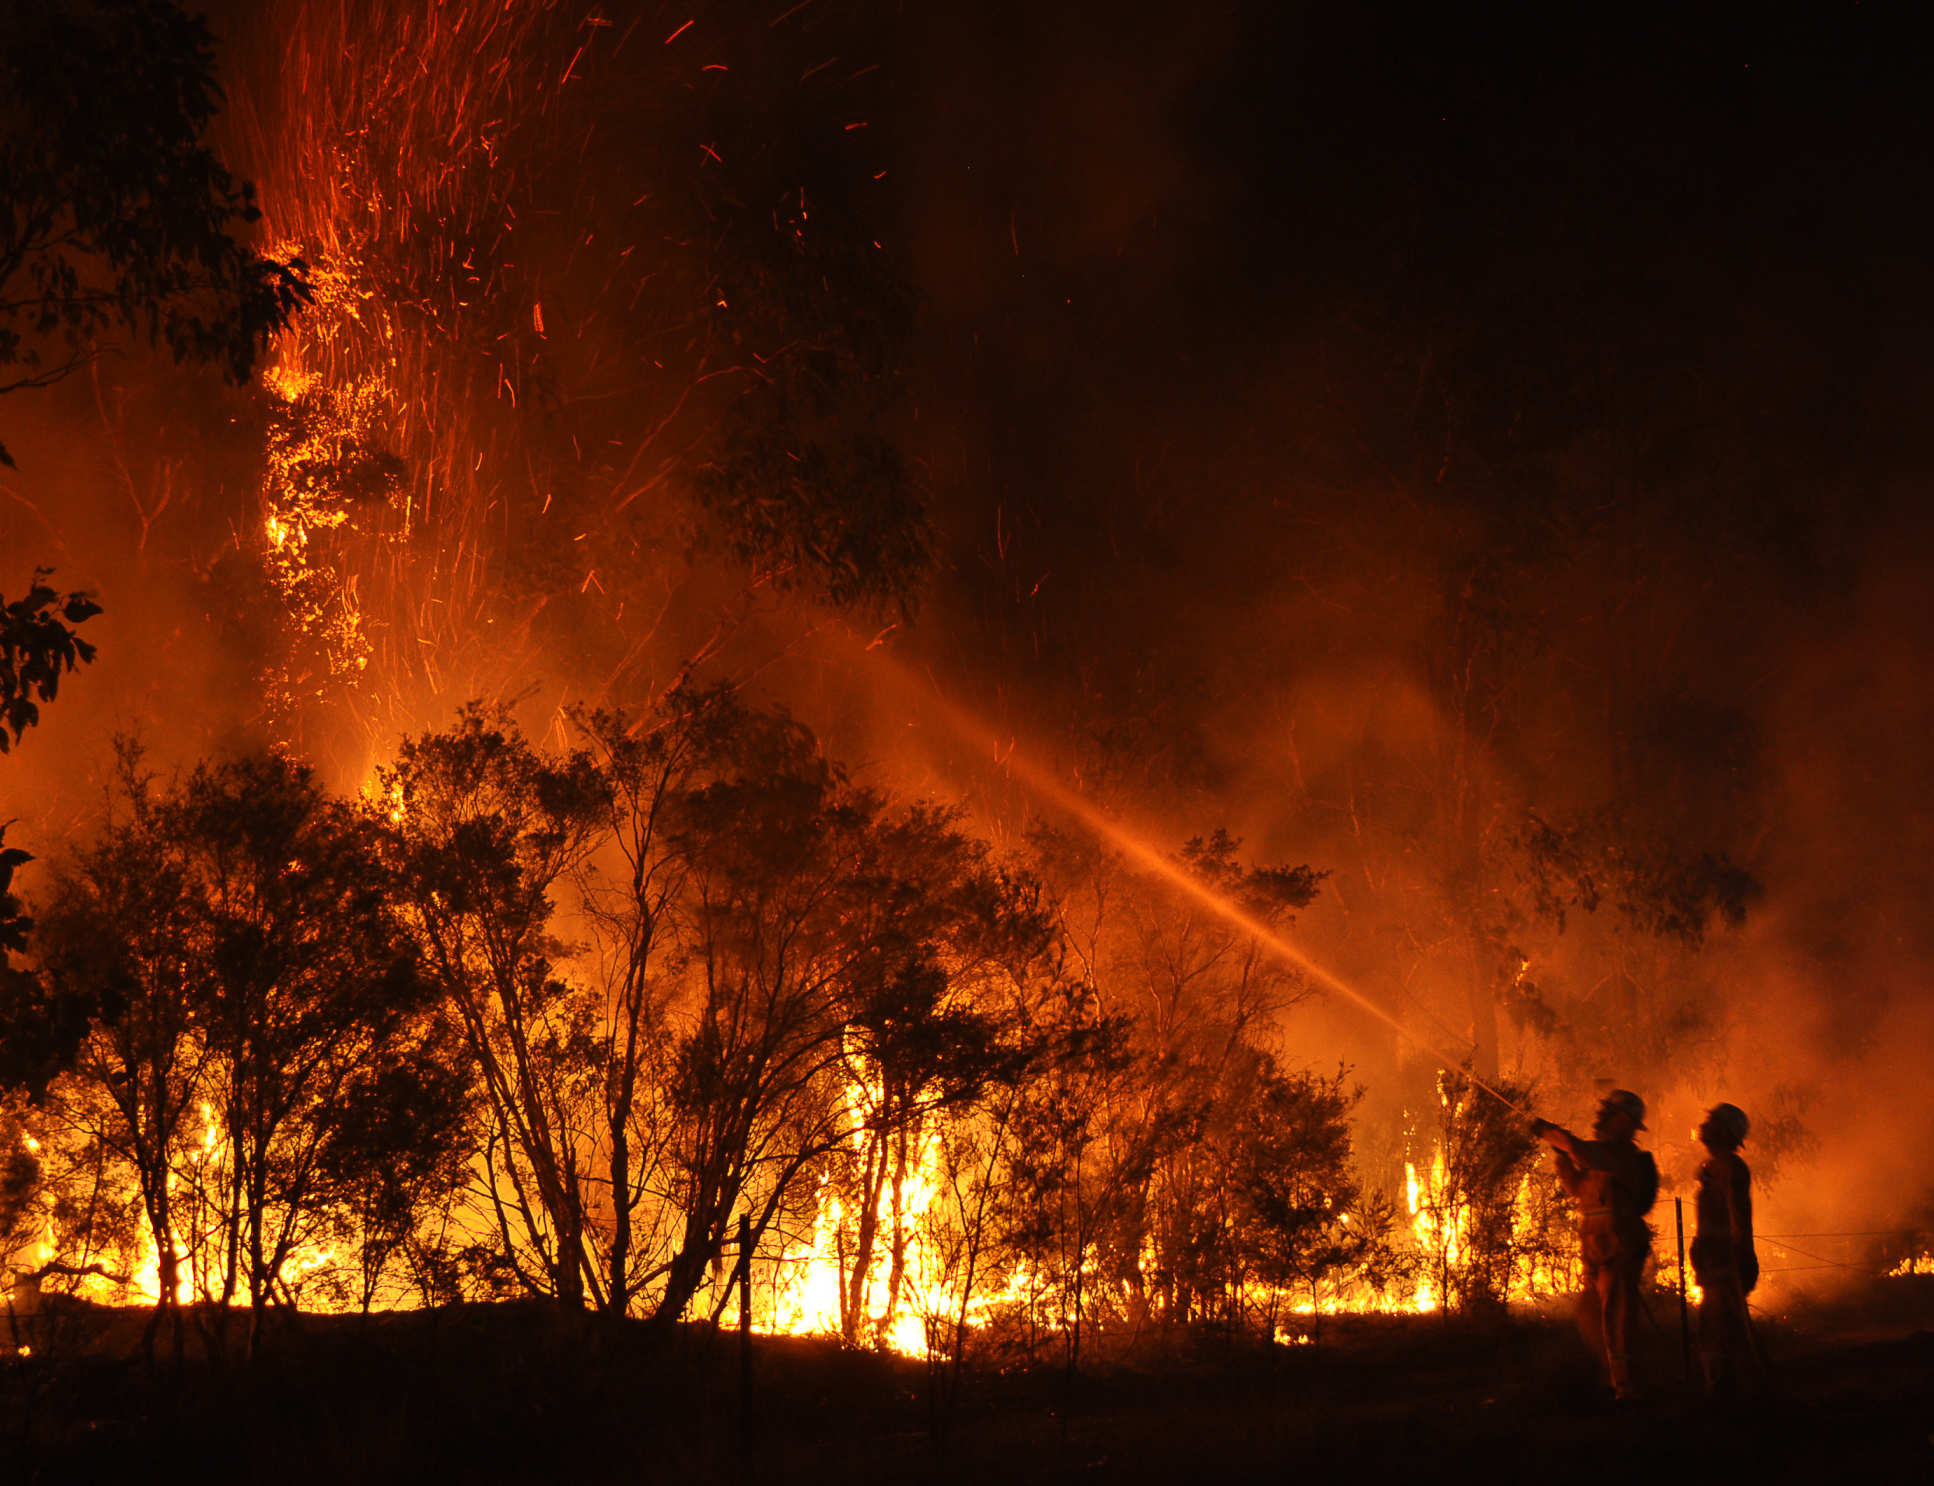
<box><xmin>884</xmin><ymin>4</ymin><xmax>1932</xmax><ymax>534</ymax></box>
<box><xmin>860</xmin><ymin>2</ymin><xmax>1933</xmax><ymax>775</ymax></box>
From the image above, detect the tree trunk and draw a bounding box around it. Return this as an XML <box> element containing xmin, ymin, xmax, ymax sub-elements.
<box><xmin>607</xmin><ymin>1117</ymin><xmax>631</xmax><ymax>1316</ymax></box>
<box><xmin>142</xmin><ymin>1164</ymin><xmax>184</xmax><ymax>1365</ymax></box>
<box><xmin>553</xmin><ymin>1216</ymin><xmax>585</xmax><ymax>1309</ymax></box>
<box><xmin>249</xmin><ymin>1194</ymin><xmax>269</xmax><ymax>1358</ymax></box>
<box><xmin>843</xmin><ymin>1124</ymin><xmax>888</xmax><ymax>1345</ymax></box>
<box><xmin>881</xmin><ymin>1121</ymin><xmax>911</xmax><ymax>1347</ymax></box>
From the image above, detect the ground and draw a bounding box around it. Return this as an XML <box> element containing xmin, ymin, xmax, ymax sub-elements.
<box><xmin>2</xmin><ymin>1281</ymin><xmax>1929</xmax><ymax>1483</ymax></box>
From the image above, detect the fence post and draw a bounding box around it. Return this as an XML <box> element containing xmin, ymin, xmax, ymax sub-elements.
<box><xmin>738</xmin><ymin>1211</ymin><xmax>754</xmax><ymax>1448</ymax></box>
<box><xmin>1675</xmin><ymin>1196</ymin><xmax>1691</xmax><ymax>1382</ymax></box>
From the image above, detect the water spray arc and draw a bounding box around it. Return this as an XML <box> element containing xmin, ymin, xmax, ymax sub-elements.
<box><xmin>858</xmin><ymin>645</ymin><xmax>1533</xmax><ymax>1119</ymax></box>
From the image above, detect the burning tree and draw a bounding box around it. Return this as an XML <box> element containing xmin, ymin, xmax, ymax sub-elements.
<box><xmin>1229</xmin><ymin>1061</ymin><xmax>1406</xmax><ymax>1333</ymax></box>
<box><xmin>809</xmin><ymin>806</ymin><xmax>1050</xmax><ymax>1348</ymax></box>
<box><xmin>0</xmin><ymin>1089</ymin><xmax>48</xmax><ymax>1331</ymax></box>
<box><xmin>989</xmin><ymin>976</ymin><xmax>1138</xmax><ymax>1372</ymax></box>
<box><xmin>28</xmin><ymin>750</ymin><xmax>207</xmax><ymax>1359</ymax></box>
<box><xmin>952</xmin><ymin>821</ymin><xmax>1372</xmax><ymax>1362</ymax></box>
<box><xmin>313</xmin><ymin>1023</ymin><xmax>472</xmax><ymax>1315</ymax></box>
<box><xmin>202</xmin><ymin>0</ymin><xmax>928</xmax><ymax>768</ymax></box>
<box><xmin>1123</xmin><ymin>833</ymin><xmax>1327</xmax><ymax>1330</ymax></box>
<box><xmin>642</xmin><ymin>710</ymin><xmax>1028</xmax><ymax>1333</ymax></box>
<box><xmin>27</xmin><ymin>746</ymin><xmax>456</xmax><ymax>1354</ymax></box>
<box><xmin>1404</xmin><ymin>1067</ymin><xmax>1550</xmax><ymax>1314</ymax></box>
<box><xmin>163</xmin><ymin>754</ymin><xmax>451</xmax><ymax>1346</ymax></box>
<box><xmin>376</xmin><ymin>686</ymin><xmax>1061</xmax><ymax>1335</ymax></box>
<box><xmin>382</xmin><ymin>706</ymin><xmax>610</xmax><ymax>1309</ymax></box>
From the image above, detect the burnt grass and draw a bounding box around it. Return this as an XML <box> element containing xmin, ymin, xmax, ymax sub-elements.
<box><xmin>3</xmin><ymin>1282</ymin><xmax>1931</xmax><ymax>1484</ymax></box>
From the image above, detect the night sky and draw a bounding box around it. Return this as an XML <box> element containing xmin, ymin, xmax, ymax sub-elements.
<box><xmin>887</xmin><ymin>5</ymin><xmax>1932</xmax><ymax>683</ymax></box>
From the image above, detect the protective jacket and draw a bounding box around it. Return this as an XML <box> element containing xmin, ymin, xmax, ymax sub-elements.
<box><xmin>1691</xmin><ymin>1151</ymin><xmax>1757</xmax><ymax>1291</ymax></box>
<box><xmin>1536</xmin><ymin>1120</ymin><xmax>1655</xmax><ymax>1399</ymax></box>
<box><xmin>1551</xmin><ymin>1135</ymin><xmax>1656</xmax><ymax>1266</ymax></box>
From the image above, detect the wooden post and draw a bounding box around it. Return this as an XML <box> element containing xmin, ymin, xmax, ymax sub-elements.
<box><xmin>738</xmin><ymin>1211</ymin><xmax>753</xmax><ymax>1448</ymax></box>
<box><xmin>1675</xmin><ymin>1196</ymin><xmax>1691</xmax><ymax>1382</ymax></box>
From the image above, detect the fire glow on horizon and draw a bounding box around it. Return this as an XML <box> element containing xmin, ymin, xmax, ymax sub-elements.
<box><xmin>12</xmin><ymin>0</ymin><xmax>1934</xmax><ymax>1370</ymax></box>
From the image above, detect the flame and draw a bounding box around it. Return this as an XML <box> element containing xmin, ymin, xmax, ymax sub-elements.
<box><xmin>262</xmin><ymin>361</ymin><xmax>319</xmax><ymax>403</ymax></box>
<box><xmin>86</xmin><ymin>1104</ymin><xmax>340</xmax><ymax>1312</ymax></box>
<box><xmin>1404</xmin><ymin>1145</ymin><xmax>1463</xmax><ymax>1313</ymax></box>
<box><xmin>224</xmin><ymin>1</ymin><xmax>620</xmax><ymax>751</ymax></box>
<box><xmin>359</xmin><ymin>774</ymin><xmax>407</xmax><ymax>825</ymax></box>
<box><xmin>1285</xmin><ymin>1096</ymin><xmax>1584</xmax><ymax>1319</ymax></box>
<box><xmin>764</xmin><ymin>1079</ymin><xmax>952</xmax><ymax>1356</ymax></box>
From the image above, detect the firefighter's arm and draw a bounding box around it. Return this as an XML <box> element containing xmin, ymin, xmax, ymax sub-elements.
<box><xmin>1529</xmin><ymin>1118</ymin><xmax>1594</xmax><ymax>1166</ymax></box>
<box><xmin>1550</xmin><ymin>1148</ymin><xmax>1585</xmax><ymax>1199</ymax></box>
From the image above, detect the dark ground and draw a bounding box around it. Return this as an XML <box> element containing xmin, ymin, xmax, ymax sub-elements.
<box><xmin>4</xmin><ymin>1281</ymin><xmax>1930</xmax><ymax>1483</ymax></box>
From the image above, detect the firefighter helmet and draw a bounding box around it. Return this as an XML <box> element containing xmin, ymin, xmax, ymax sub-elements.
<box><xmin>1705</xmin><ymin>1102</ymin><xmax>1749</xmax><ymax>1146</ymax></box>
<box><xmin>1599</xmin><ymin>1088</ymin><xmax>1647</xmax><ymax>1130</ymax></box>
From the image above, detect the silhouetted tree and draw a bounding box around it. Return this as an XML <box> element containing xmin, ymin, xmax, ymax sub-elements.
<box><xmin>991</xmin><ymin>975</ymin><xmax>1136</xmax><ymax>1374</ymax></box>
<box><xmin>563</xmin><ymin>689</ymin><xmax>747</xmax><ymax>1319</ymax></box>
<box><xmin>317</xmin><ymin>1026</ymin><xmax>474</xmax><ymax>1315</ymax></box>
<box><xmin>0</xmin><ymin>829</ymin><xmax>97</xmax><ymax>1098</ymax></box>
<box><xmin>383</xmin><ymin>706</ymin><xmax>610</xmax><ymax>1309</ymax></box>
<box><xmin>0</xmin><ymin>572</ymin><xmax>104</xmax><ymax>1104</ymax></box>
<box><xmin>1011</xmin><ymin>822</ymin><xmax>1329</xmax><ymax>1349</ymax></box>
<box><xmin>32</xmin><ymin>747</ymin><xmax>207</xmax><ymax>1360</ymax></box>
<box><xmin>162</xmin><ymin>753</ymin><xmax>440</xmax><ymax>1351</ymax></box>
<box><xmin>1230</xmin><ymin>1061</ymin><xmax>1406</xmax><ymax>1332</ymax></box>
<box><xmin>641</xmin><ymin>705</ymin><xmax>865</xmax><ymax>1327</ymax></box>
<box><xmin>0</xmin><ymin>572</ymin><xmax>100</xmax><ymax>753</ymax></box>
<box><xmin>692</xmin><ymin>197</ymin><xmax>930</xmax><ymax>616</ymax></box>
<box><xmin>30</xmin><ymin>747</ymin><xmax>445</xmax><ymax>1352</ymax></box>
<box><xmin>822</xmin><ymin>803</ymin><xmax>1050</xmax><ymax>1346</ymax></box>
<box><xmin>0</xmin><ymin>0</ymin><xmax>307</xmax><ymax>466</ymax></box>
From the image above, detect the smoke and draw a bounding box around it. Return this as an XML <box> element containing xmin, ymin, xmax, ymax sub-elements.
<box><xmin>6</xmin><ymin>0</ymin><xmax>1933</xmax><ymax>1279</ymax></box>
<box><xmin>849</xmin><ymin>2</ymin><xmax>1934</xmax><ymax>1267</ymax></box>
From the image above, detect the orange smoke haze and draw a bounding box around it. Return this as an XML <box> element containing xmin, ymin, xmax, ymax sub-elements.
<box><xmin>5</xmin><ymin>0</ymin><xmax>1934</xmax><ymax>1318</ymax></box>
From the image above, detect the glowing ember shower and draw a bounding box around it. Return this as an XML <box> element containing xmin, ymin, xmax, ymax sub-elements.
<box><xmin>220</xmin><ymin>0</ymin><xmax>750</xmax><ymax>766</ymax></box>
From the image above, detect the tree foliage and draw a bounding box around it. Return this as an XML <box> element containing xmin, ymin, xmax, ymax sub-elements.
<box><xmin>27</xmin><ymin>746</ymin><xmax>461</xmax><ymax>1353</ymax></box>
<box><xmin>1408</xmin><ymin>1067</ymin><xmax>1550</xmax><ymax>1313</ymax></box>
<box><xmin>0</xmin><ymin>571</ymin><xmax>101</xmax><ymax>752</ymax></box>
<box><xmin>692</xmin><ymin>192</ymin><xmax>931</xmax><ymax>615</ymax></box>
<box><xmin>3</xmin><ymin>706</ymin><xmax>1437</xmax><ymax>1360</ymax></box>
<box><xmin>0</xmin><ymin>571</ymin><xmax>102</xmax><ymax>1105</ymax></box>
<box><xmin>1232</xmin><ymin>1061</ymin><xmax>1407</xmax><ymax>1315</ymax></box>
<box><xmin>1517</xmin><ymin>810</ymin><xmax>1760</xmax><ymax>944</ymax></box>
<box><xmin>382</xmin><ymin>704</ymin><xmax>609</xmax><ymax>1309</ymax></box>
<box><xmin>0</xmin><ymin>0</ymin><xmax>308</xmax><ymax>466</ymax></box>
